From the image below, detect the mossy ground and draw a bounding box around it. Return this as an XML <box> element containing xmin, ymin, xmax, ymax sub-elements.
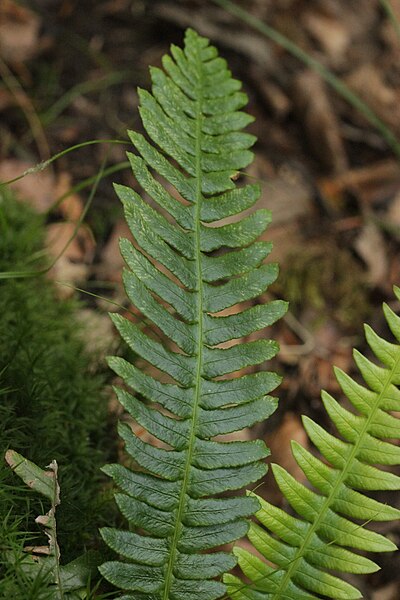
<box><xmin>274</xmin><ymin>241</ymin><xmax>371</xmax><ymax>331</ymax></box>
<box><xmin>0</xmin><ymin>191</ymin><xmax>115</xmax><ymax>594</ymax></box>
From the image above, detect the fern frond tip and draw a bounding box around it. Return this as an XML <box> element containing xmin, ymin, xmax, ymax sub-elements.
<box><xmin>102</xmin><ymin>26</ymin><xmax>286</xmax><ymax>600</ymax></box>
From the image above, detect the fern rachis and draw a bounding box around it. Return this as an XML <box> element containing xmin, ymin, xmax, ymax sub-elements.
<box><xmin>227</xmin><ymin>290</ymin><xmax>400</xmax><ymax>600</ymax></box>
<box><xmin>100</xmin><ymin>28</ymin><xmax>287</xmax><ymax>600</ymax></box>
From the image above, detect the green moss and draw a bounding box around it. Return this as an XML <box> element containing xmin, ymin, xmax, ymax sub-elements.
<box><xmin>274</xmin><ymin>242</ymin><xmax>371</xmax><ymax>331</ymax></box>
<box><xmin>0</xmin><ymin>190</ymin><xmax>110</xmax><ymax>562</ymax></box>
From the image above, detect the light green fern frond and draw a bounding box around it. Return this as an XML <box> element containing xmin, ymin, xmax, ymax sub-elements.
<box><xmin>226</xmin><ymin>288</ymin><xmax>400</xmax><ymax>600</ymax></box>
<box><xmin>99</xmin><ymin>28</ymin><xmax>287</xmax><ymax>600</ymax></box>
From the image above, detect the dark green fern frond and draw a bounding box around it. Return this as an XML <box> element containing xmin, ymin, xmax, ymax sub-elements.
<box><xmin>226</xmin><ymin>288</ymin><xmax>400</xmax><ymax>600</ymax></box>
<box><xmin>99</xmin><ymin>28</ymin><xmax>287</xmax><ymax>600</ymax></box>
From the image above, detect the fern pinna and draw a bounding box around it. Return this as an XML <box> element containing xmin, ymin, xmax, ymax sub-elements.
<box><xmin>226</xmin><ymin>289</ymin><xmax>400</xmax><ymax>600</ymax></box>
<box><xmin>100</xmin><ymin>29</ymin><xmax>287</xmax><ymax>599</ymax></box>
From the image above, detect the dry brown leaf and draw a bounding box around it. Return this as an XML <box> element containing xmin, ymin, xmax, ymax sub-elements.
<box><xmin>250</xmin><ymin>160</ymin><xmax>313</xmax><ymax>264</ymax></box>
<box><xmin>345</xmin><ymin>64</ymin><xmax>400</xmax><ymax>135</ymax></box>
<box><xmin>46</xmin><ymin>222</ymin><xmax>93</xmax><ymax>262</ymax></box>
<box><xmin>293</xmin><ymin>70</ymin><xmax>348</xmax><ymax>174</ymax></box>
<box><xmin>371</xmin><ymin>581</ymin><xmax>400</xmax><ymax>600</ymax></box>
<box><xmin>214</xmin><ymin>428</ymin><xmax>253</xmax><ymax>443</ymax></box>
<box><xmin>263</xmin><ymin>221</ymin><xmax>304</xmax><ymax>265</ymax></box>
<box><xmin>303</xmin><ymin>11</ymin><xmax>350</xmax><ymax>66</ymax></box>
<box><xmin>263</xmin><ymin>412</ymin><xmax>308</xmax><ymax>504</ymax></box>
<box><xmin>23</xmin><ymin>546</ymin><xmax>50</xmax><ymax>556</ymax></box>
<box><xmin>387</xmin><ymin>191</ymin><xmax>400</xmax><ymax>227</ymax></box>
<box><xmin>98</xmin><ymin>219</ymin><xmax>133</xmax><ymax>282</ymax></box>
<box><xmin>315</xmin><ymin>0</ymin><xmax>378</xmax><ymax>69</ymax></box>
<box><xmin>250</xmin><ymin>66</ymin><xmax>291</xmax><ymax>120</ymax></box>
<box><xmin>76</xmin><ymin>309</ymin><xmax>118</xmax><ymax>360</ymax></box>
<box><xmin>318</xmin><ymin>160</ymin><xmax>400</xmax><ymax>208</ymax></box>
<box><xmin>46</xmin><ymin>222</ymin><xmax>95</xmax><ymax>295</ymax></box>
<box><xmin>249</xmin><ymin>158</ymin><xmax>313</xmax><ymax>225</ymax></box>
<box><xmin>354</xmin><ymin>222</ymin><xmax>388</xmax><ymax>287</ymax></box>
<box><xmin>0</xmin><ymin>0</ymin><xmax>41</xmax><ymax>63</ymax></box>
<box><xmin>0</xmin><ymin>159</ymin><xmax>55</xmax><ymax>212</ymax></box>
<box><xmin>299</xmin><ymin>321</ymin><xmax>353</xmax><ymax>397</ymax></box>
<box><xmin>266</xmin><ymin>412</ymin><xmax>308</xmax><ymax>480</ymax></box>
<box><xmin>54</xmin><ymin>172</ymin><xmax>84</xmax><ymax>222</ymax></box>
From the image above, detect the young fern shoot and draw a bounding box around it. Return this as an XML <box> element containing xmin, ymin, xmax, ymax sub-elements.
<box><xmin>100</xmin><ymin>29</ymin><xmax>287</xmax><ymax>599</ymax></box>
<box><xmin>226</xmin><ymin>288</ymin><xmax>400</xmax><ymax>600</ymax></box>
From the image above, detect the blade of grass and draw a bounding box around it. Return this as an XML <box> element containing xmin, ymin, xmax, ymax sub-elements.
<box><xmin>55</xmin><ymin>282</ymin><xmax>138</xmax><ymax>317</ymax></box>
<box><xmin>380</xmin><ymin>0</ymin><xmax>400</xmax><ymax>42</ymax></box>
<box><xmin>41</xmin><ymin>70</ymin><xmax>132</xmax><ymax>126</ymax></box>
<box><xmin>0</xmin><ymin>155</ymin><xmax>108</xmax><ymax>280</ymax></box>
<box><xmin>0</xmin><ymin>138</ymin><xmax>128</xmax><ymax>187</ymax></box>
<box><xmin>211</xmin><ymin>0</ymin><xmax>400</xmax><ymax>159</ymax></box>
<box><xmin>45</xmin><ymin>160</ymin><xmax>129</xmax><ymax>216</ymax></box>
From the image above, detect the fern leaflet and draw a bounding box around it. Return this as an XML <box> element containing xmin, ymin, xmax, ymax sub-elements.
<box><xmin>226</xmin><ymin>289</ymin><xmax>400</xmax><ymax>600</ymax></box>
<box><xmin>99</xmin><ymin>28</ymin><xmax>287</xmax><ymax>600</ymax></box>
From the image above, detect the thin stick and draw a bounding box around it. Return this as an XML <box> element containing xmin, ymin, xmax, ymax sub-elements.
<box><xmin>0</xmin><ymin>138</ymin><xmax>128</xmax><ymax>187</ymax></box>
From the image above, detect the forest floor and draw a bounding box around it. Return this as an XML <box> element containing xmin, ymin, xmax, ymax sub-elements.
<box><xmin>1</xmin><ymin>1</ymin><xmax>400</xmax><ymax>598</ymax></box>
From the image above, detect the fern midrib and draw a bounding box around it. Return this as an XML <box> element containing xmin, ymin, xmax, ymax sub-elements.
<box><xmin>162</xmin><ymin>45</ymin><xmax>205</xmax><ymax>600</ymax></box>
<box><xmin>270</xmin><ymin>349</ymin><xmax>400</xmax><ymax>599</ymax></box>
